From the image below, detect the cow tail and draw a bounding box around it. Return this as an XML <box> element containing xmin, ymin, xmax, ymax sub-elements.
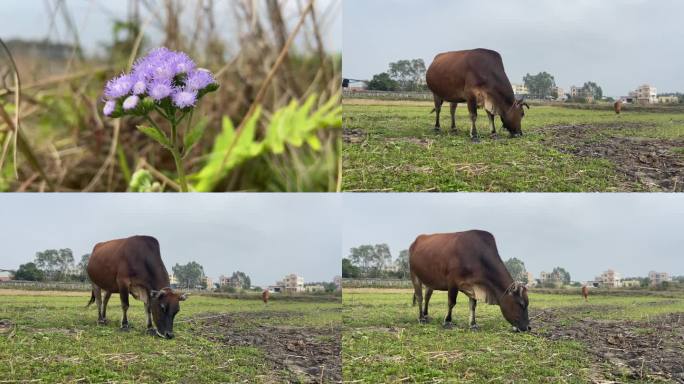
<box><xmin>85</xmin><ymin>290</ymin><xmax>96</xmax><ymax>308</ymax></box>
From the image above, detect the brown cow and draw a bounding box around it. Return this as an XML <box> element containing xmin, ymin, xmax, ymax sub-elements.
<box><xmin>614</xmin><ymin>100</ymin><xmax>623</xmax><ymax>114</ymax></box>
<box><xmin>86</xmin><ymin>235</ymin><xmax>187</xmax><ymax>339</ymax></box>
<box><xmin>582</xmin><ymin>285</ymin><xmax>589</xmax><ymax>302</ymax></box>
<box><xmin>262</xmin><ymin>289</ymin><xmax>270</xmax><ymax>304</ymax></box>
<box><xmin>426</xmin><ymin>49</ymin><xmax>529</xmax><ymax>141</ymax></box>
<box><xmin>409</xmin><ymin>230</ymin><xmax>531</xmax><ymax>332</ymax></box>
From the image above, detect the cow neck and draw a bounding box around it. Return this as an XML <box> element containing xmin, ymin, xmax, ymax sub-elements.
<box><xmin>491</xmin><ymin>270</ymin><xmax>515</xmax><ymax>305</ymax></box>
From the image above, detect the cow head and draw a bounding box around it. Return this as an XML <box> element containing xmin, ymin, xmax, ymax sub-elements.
<box><xmin>150</xmin><ymin>288</ymin><xmax>188</xmax><ymax>339</ymax></box>
<box><xmin>502</xmin><ymin>98</ymin><xmax>529</xmax><ymax>137</ymax></box>
<box><xmin>499</xmin><ymin>282</ymin><xmax>531</xmax><ymax>332</ymax></box>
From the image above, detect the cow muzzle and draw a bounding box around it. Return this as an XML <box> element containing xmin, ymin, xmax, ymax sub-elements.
<box><xmin>156</xmin><ymin>330</ymin><xmax>175</xmax><ymax>339</ymax></box>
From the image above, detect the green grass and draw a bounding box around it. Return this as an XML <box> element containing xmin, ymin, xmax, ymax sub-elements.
<box><xmin>0</xmin><ymin>291</ymin><xmax>340</xmax><ymax>383</ymax></box>
<box><xmin>342</xmin><ymin>288</ymin><xmax>684</xmax><ymax>383</ymax></box>
<box><xmin>342</xmin><ymin>100</ymin><xmax>684</xmax><ymax>191</ymax></box>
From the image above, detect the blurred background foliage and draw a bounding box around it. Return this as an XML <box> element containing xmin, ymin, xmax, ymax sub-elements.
<box><xmin>0</xmin><ymin>0</ymin><xmax>341</xmax><ymax>191</ymax></box>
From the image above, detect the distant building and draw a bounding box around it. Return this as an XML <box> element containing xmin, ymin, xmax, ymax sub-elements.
<box><xmin>648</xmin><ymin>271</ymin><xmax>672</xmax><ymax>286</ymax></box>
<box><xmin>512</xmin><ymin>83</ymin><xmax>529</xmax><ymax>95</ymax></box>
<box><xmin>169</xmin><ymin>273</ymin><xmax>177</xmax><ymax>286</ymax></box>
<box><xmin>630</xmin><ymin>84</ymin><xmax>657</xmax><ymax>104</ymax></box>
<box><xmin>270</xmin><ymin>274</ymin><xmax>304</xmax><ymax>293</ymax></box>
<box><xmin>622</xmin><ymin>279</ymin><xmax>641</xmax><ymax>288</ymax></box>
<box><xmin>204</xmin><ymin>276</ymin><xmax>213</xmax><ymax>290</ymax></box>
<box><xmin>219</xmin><ymin>274</ymin><xmax>243</xmax><ymax>289</ymax></box>
<box><xmin>570</xmin><ymin>86</ymin><xmax>582</xmax><ymax>98</ymax></box>
<box><xmin>333</xmin><ymin>276</ymin><xmax>342</xmax><ymax>291</ymax></box>
<box><xmin>657</xmin><ymin>95</ymin><xmax>679</xmax><ymax>104</ymax></box>
<box><xmin>526</xmin><ymin>272</ymin><xmax>535</xmax><ymax>286</ymax></box>
<box><xmin>305</xmin><ymin>284</ymin><xmax>325</xmax><ymax>293</ymax></box>
<box><xmin>595</xmin><ymin>269</ymin><xmax>622</xmax><ymax>288</ymax></box>
<box><xmin>539</xmin><ymin>271</ymin><xmax>562</xmax><ymax>287</ymax></box>
<box><xmin>0</xmin><ymin>271</ymin><xmax>12</xmax><ymax>282</ymax></box>
<box><xmin>554</xmin><ymin>86</ymin><xmax>565</xmax><ymax>100</ymax></box>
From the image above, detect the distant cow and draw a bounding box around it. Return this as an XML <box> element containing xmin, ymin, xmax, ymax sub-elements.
<box><xmin>86</xmin><ymin>236</ymin><xmax>187</xmax><ymax>339</ymax></box>
<box><xmin>409</xmin><ymin>230</ymin><xmax>531</xmax><ymax>332</ymax></box>
<box><xmin>614</xmin><ymin>100</ymin><xmax>623</xmax><ymax>114</ymax></box>
<box><xmin>582</xmin><ymin>285</ymin><xmax>589</xmax><ymax>302</ymax></box>
<box><xmin>426</xmin><ymin>49</ymin><xmax>529</xmax><ymax>141</ymax></box>
<box><xmin>262</xmin><ymin>289</ymin><xmax>270</xmax><ymax>304</ymax></box>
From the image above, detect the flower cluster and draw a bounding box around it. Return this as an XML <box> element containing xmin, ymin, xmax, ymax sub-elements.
<box><xmin>102</xmin><ymin>47</ymin><xmax>218</xmax><ymax>117</ymax></box>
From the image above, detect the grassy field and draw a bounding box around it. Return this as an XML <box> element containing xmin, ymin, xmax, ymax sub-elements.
<box><xmin>343</xmin><ymin>288</ymin><xmax>684</xmax><ymax>383</ymax></box>
<box><xmin>342</xmin><ymin>99</ymin><xmax>684</xmax><ymax>191</ymax></box>
<box><xmin>0</xmin><ymin>290</ymin><xmax>341</xmax><ymax>383</ymax></box>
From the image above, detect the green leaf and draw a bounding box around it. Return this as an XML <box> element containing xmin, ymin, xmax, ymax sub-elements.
<box><xmin>182</xmin><ymin>117</ymin><xmax>208</xmax><ymax>158</ymax></box>
<box><xmin>137</xmin><ymin>125</ymin><xmax>172</xmax><ymax>151</ymax></box>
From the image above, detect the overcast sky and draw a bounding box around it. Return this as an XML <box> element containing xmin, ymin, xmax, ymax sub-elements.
<box><xmin>343</xmin><ymin>0</ymin><xmax>684</xmax><ymax>97</ymax></box>
<box><xmin>1</xmin><ymin>0</ymin><xmax>341</xmax><ymax>55</ymax></box>
<box><xmin>342</xmin><ymin>194</ymin><xmax>684</xmax><ymax>282</ymax></box>
<box><xmin>0</xmin><ymin>194</ymin><xmax>341</xmax><ymax>287</ymax></box>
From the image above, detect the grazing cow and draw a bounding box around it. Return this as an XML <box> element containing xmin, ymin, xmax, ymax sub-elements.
<box><xmin>409</xmin><ymin>230</ymin><xmax>531</xmax><ymax>332</ymax></box>
<box><xmin>426</xmin><ymin>49</ymin><xmax>529</xmax><ymax>141</ymax></box>
<box><xmin>582</xmin><ymin>285</ymin><xmax>589</xmax><ymax>302</ymax></box>
<box><xmin>614</xmin><ymin>100</ymin><xmax>623</xmax><ymax>115</ymax></box>
<box><xmin>262</xmin><ymin>289</ymin><xmax>270</xmax><ymax>304</ymax></box>
<box><xmin>86</xmin><ymin>235</ymin><xmax>187</xmax><ymax>339</ymax></box>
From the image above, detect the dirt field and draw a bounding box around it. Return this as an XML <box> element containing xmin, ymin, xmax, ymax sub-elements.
<box><xmin>0</xmin><ymin>290</ymin><xmax>341</xmax><ymax>383</ymax></box>
<box><xmin>343</xmin><ymin>288</ymin><xmax>684</xmax><ymax>383</ymax></box>
<box><xmin>342</xmin><ymin>99</ymin><xmax>684</xmax><ymax>192</ymax></box>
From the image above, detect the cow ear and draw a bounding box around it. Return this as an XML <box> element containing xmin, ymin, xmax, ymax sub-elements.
<box><xmin>179</xmin><ymin>293</ymin><xmax>189</xmax><ymax>301</ymax></box>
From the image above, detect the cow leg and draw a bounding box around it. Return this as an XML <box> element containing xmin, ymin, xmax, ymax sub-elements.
<box><xmin>423</xmin><ymin>287</ymin><xmax>433</xmax><ymax>320</ymax></box>
<box><xmin>467</xmin><ymin>98</ymin><xmax>479</xmax><ymax>142</ymax></box>
<box><xmin>449</xmin><ymin>103</ymin><xmax>457</xmax><ymax>131</ymax></box>
<box><xmin>443</xmin><ymin>287</ymin><xmax>458</xmax><ymax>329</ymax></box>
<box><xmin>411</xmin><ymin>273</ymin><xmax>426</xmax><ymax>324</ymax></box>
<box><xmin>145</xmin><ymin>299</ymin><xmax>156</xmax><ymax>335</ymax></box>
<box><xmin>119</xmin><ymin>286</ymin><xmax>131</xmax><ymax>330</ymax></box>
<box><xmin>101</xmin><ymin>291</ymin><xmax>112</xmax><ymax>324</ymax></box>
<box><xmin>487</xmin><ymin>111</ymin><xmax>497</xmax><ymax>136</ymax></box>
<box><xmin>433</xmin><ymin>95</ymin><xmax>443</xmax><ymax>131</ymax></box>
<box><xmin>94</xmin><ymin>286</ymin><xmax>106</xmax><ymax>324</ymax></box>
<box><xmin>468</xmin><ymin>298</ymin><xmax>479</xmax><ymax>330</ymax></box>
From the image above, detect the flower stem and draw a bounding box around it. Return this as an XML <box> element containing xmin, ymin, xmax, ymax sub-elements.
<box><xmin>169</xmin><ymin>119</ymin><xmax>188</xmax><ymax>192</ymax></box>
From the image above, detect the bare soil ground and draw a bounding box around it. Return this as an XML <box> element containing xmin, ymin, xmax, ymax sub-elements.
<box><xmin>531</xmin><ymin>307</ymin><xmax>684</xmax><ymax>383</ymax></box>
<box><xmin>541</xmin><ymin>123</ymin><xmax>684</xmax><ymax>191</ymax></box>
<box><xmin>189</xmin><ymin>311</ymin><xmax>341</xmax><ymax>383</ymax></box>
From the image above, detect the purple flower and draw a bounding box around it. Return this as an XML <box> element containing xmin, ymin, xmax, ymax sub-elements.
<box><xmin>172</xmin><ymin>89</ymin><xmax>198</xmax><ymax>108</ymax></box>
<box><xmin>171</xmin><ymin>51</ymin><xmax>196</xmax><ymax>74</ymax></box>
<box><xmin>149</xmin><ymin>79</ymin><xmax>173</xmax><ymax>100</ymax></box>
<box><xmin>103</xmin><ymin>100</ymin><xmax>116</xmax><ymax>116</ymax></box>
<box><xmin>104</xmin><ymin>74</ymin><xmax>133</xmax><ymax>99</ymax></box>
<box><xmin>123</xmin><ymin>95</ymin><xmax>140</xmax><ymax>110</ymax></box>
<box><xmin>186</xmin><ymin>69</ymin><xmax>215</xmax><ymax>91</ymax></box>
<box><xmin>131</xmin><ymin>75</ymin><xmax>147</xmax><ymax>95</ymax></box>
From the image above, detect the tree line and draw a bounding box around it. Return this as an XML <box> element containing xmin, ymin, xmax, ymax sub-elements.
<box><xmin>366</xmin><ymin>59</ymin><xmax>428</xmax><ymax>92</ymax></box>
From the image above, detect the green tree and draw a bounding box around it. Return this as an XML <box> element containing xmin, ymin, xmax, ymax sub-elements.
<box><xmin>34</xmin><ymin>248</ymin><xmax>74</xmax><ymax>281</ymax></box>
<box><xmin>367</xmin><ymin>72</ymin><xmax>399</xmax><ymax>91</ymax></box>
<box><xmin>14</xmin><ymin>262</ymin><xmax>44</xmax><ymax>281</ymax></box>
<box><xmin>581</xmin><ymin>81</ymin><xmax>603</xmax><ymax>100</ymax></box>
<box><xmin>77</xmin><ymin>254</ymin><xmax>90</xmax><ymax>282</ymax></box>
<box><xmin>172</xmin><ymin>261</ymin><xmax>205</xmax><ymax>289</ymax></box>
<box><xmin>523</xmin><ymin>72</ymin><xmax>556</xmax><ymax>99</ymax></box>
<box><xmin>348</xmin><ymin>245</ymin><xmax>375</xmax><ymax>275</ymax></box>
<box><xmin>504</xmin><ymin>258</ymin><xmax>528</xmax><ymax>283</ymax></box>
<box><xmin>342</xmin><ymin>258</ymin><xmax>360</xmax><ymax>278</ymax></box>
<box><xmin>230</xmin><ymin>271</ymin><xmax>251</xmax><ymax>289</ymax></box>
<box><xmin>552</xmin><ymin>267</ymin><xmax>571</xmax><ymax>285</ymax></box>
<box><xmin>373</xmin><ymin>244</ymin><xmax>392</xmax><ymax>276</ymax></box>
<box><xmin>388</xmin><ymin>59</ymin><xmax>426</xmax><ymax>91</ymax></box>
<box><xmin>395</xmin><ymin>249</ymin><xmax>410</xmax><ymax>279</ymax></box>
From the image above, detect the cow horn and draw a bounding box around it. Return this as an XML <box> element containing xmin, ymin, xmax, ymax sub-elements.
<box><xmin>151</xmin><ymin>290</ymin><xmax>164</xmax><ymax>298</ymax></box>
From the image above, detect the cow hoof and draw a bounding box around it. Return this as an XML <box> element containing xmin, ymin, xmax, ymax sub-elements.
<box><xmin>470</xmin><ymin>136</ymin><xmax>480</xmax><ymax>143</ymax></box>
<box><xmin>433</xmin><ymin>128</ymin><xmax>441</xmax><ymax>134</ymax></box>
<box><xmin>490</xmin><ymin>133</ymin><xmax>498</xmax><ymax>139</ymax></box>
<box><xmin>442</xmin><ymin>322</ymin><xmax>453</xmax><ymax>329</ymax></box>
<box><xmin>119</xmin><ymin>324</ymin><xmax>132</xmax><ymax>332</ymax></box>
<box><xmin>470</xmin><ymin>324</ymin><xmax>480</xmax><ymax>331</ymax></box>
<box><xmin>419</xmin><ymin>318</ymin><xmax>428</xmax><ymax>325</ymax></box>
<box><xmin>97</xmin><ymin>319</ymin><xmax>108</xmax><ymax>325</ymax></box>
